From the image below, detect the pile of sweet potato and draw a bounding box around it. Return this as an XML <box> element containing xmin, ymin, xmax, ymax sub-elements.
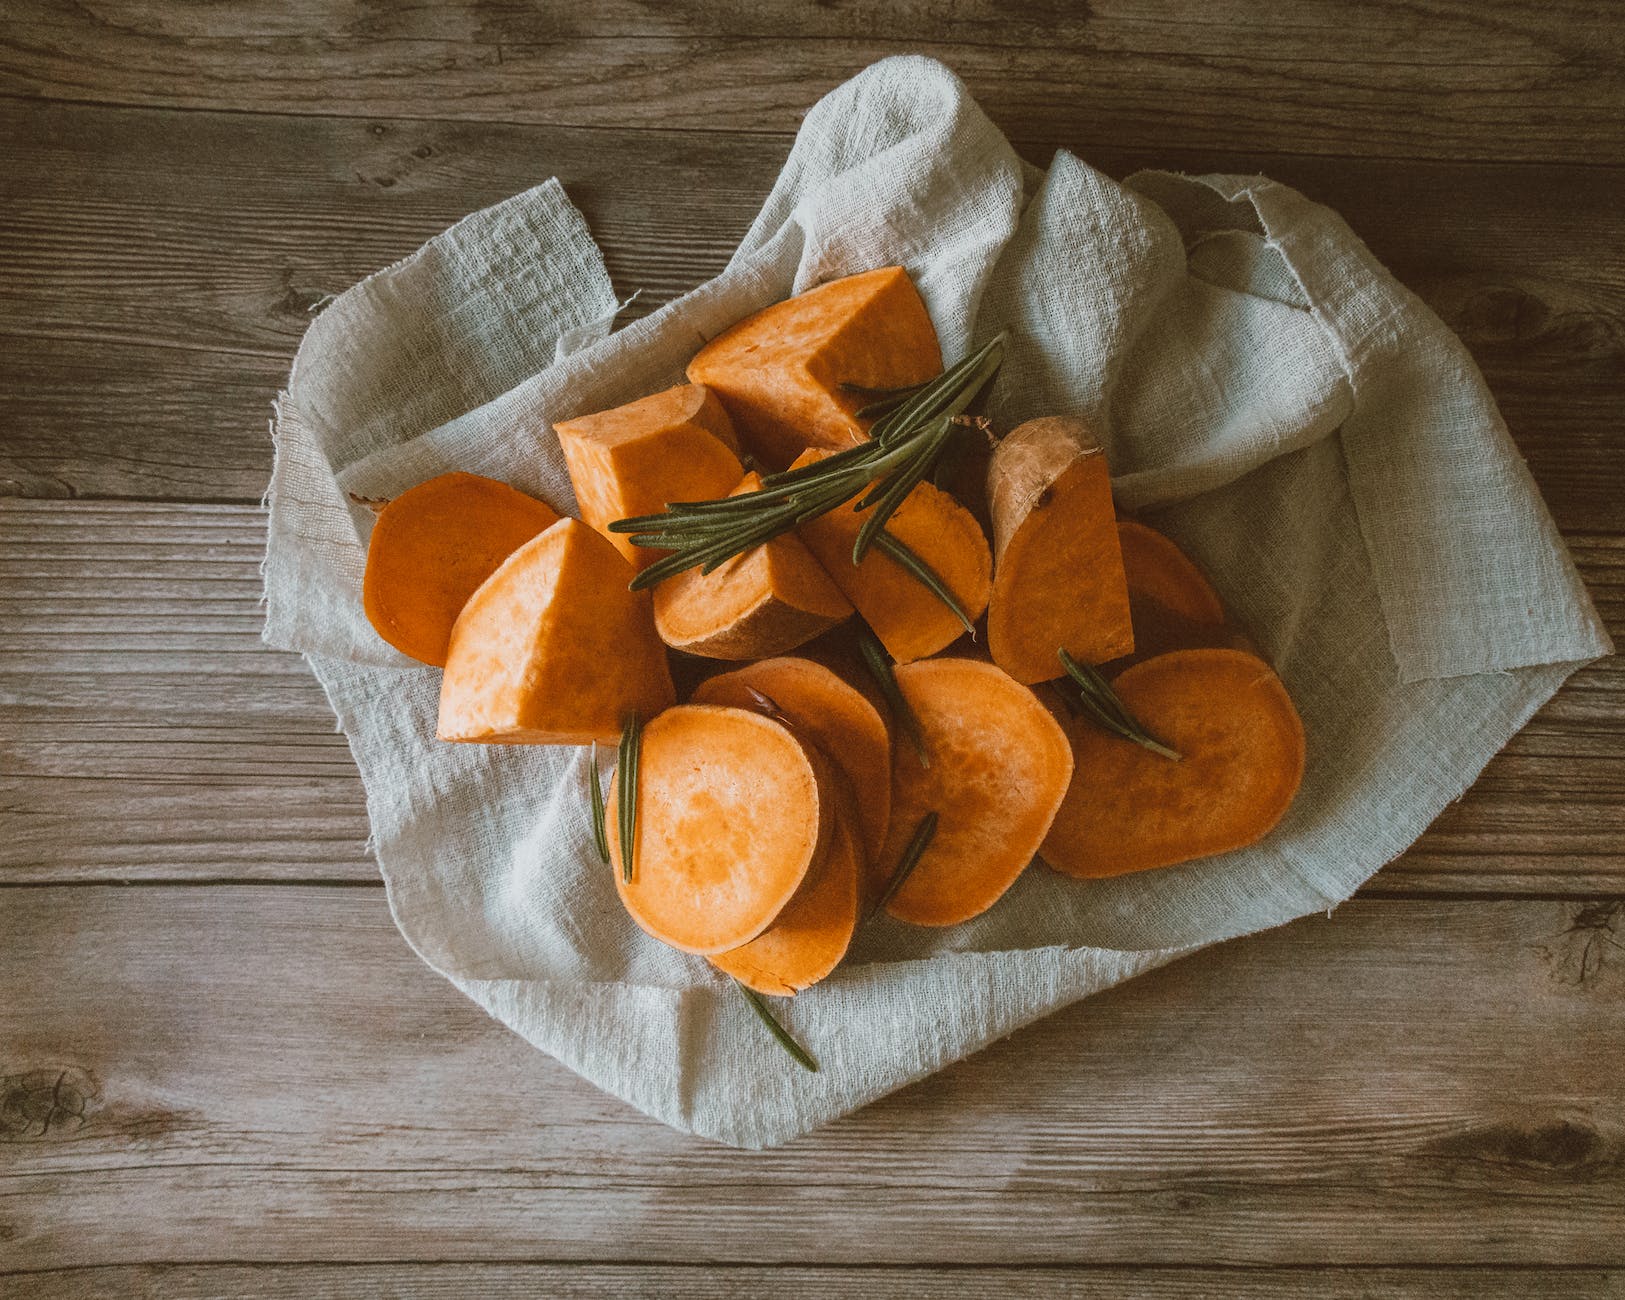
<box><xmin>361</xmin><ymin>267</ymin><xmax>1305</xmax><ymax>1004</ymax></box>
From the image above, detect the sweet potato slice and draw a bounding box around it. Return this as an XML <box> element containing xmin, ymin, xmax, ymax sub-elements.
<box><xmin>1042</xmin><ymin>648</ymin><xmax>1305</xmax><ymax>879</ymax></box>
<box><xmin>554</xmin><ymin>383</ymin><xmax>743</xmax><ymax>571</ymax></box>
<box><xmin>693</xmin><ymin>656</ymin><xmax>891</xmax><ymax>873</ymax></box>
<box><xmin>653</xmin><ymin>472</ymin><xmax>852</xmax><ymax>659</ymax></box>
<box><xmin>881</xmin><ymin>659</ymin><xmax>1073</xmax><ymax>926</ymax></box>
<box><xmin>1116</xmin><ymin>522</ymin><xmax>1254</xmax><ymax>661</ymax></box>
<box><xmin>610</xmin><ymin>704</ymin><xmax>835</xmax><ymax>954</ymax></box>
<box><xmin>362</xmin><ymin>472</ymin><xmax>560</xmax><ymax>667</ymax></box>
<box><xmin>986</xmin><ymin>416</ymin><xmax>1134</xmax><ymax>684</ymax></box>
<box><xmin>687</xmin><ymin>267</ymin><xmax>942</xmax><ymax>469</ymax></box>
<box><xmin>437</xmin><ymin>518</ymin><xmax>675</xmax><ymax>745</ymax></box>
<box><xmin>793</xmin><ymin>449</ymin><xmax>992</xmax><ymax>665</ymax></box>
<box><xmin>708</xmin><ymin>803</ymin><xmax>862</xmax><ymax>995</ymax></box>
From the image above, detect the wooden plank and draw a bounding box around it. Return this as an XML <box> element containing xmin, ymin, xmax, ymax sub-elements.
<box><xmin>1</xmin><ymin>1</ymin><xmax>1622</xmax><ymax>163</ymax></box>
<box><xmin>10</xmin><ymin>1263</ymin><xmax>1624</xmax><ymax>1299</ymax></box>
<box><xmin>4</xmin><ymin>104</ymin><xmax>1622</xmax><ymax>532</ymax></box>
<box><xmin>1</xmin><ymin>890</ymin><xmax>1622</xmax><ymax>1268</ymax></box>
<box><xmin>2</xmin><ymin>500</ymin><xmax>1620</xmax><ymax>891</ymax></box>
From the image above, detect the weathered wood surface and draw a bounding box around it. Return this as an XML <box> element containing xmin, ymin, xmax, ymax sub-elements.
<box><xmin>3</xmin><ymin>1</ymin><xmax>1623</xmax><ymax>163</ymax></box>
<box><xmin>15</xmin><ymin>1264</ymin><xmax>1625</xmax><ymax>1299</ymax></box>
<box><xmin>2</xmin><ymin>500</ymin><xmax>1621</xmax><ymax>892</ymax></box>
<box><xmin>3</xmin><ymin>891</ymin><xmax>1622</xmax><ymax>1269</ymax></box>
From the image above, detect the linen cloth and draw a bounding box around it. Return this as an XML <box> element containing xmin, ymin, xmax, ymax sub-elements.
<box><xmin>263</xmin><ymin>56</ymin><xmax>1611</xmax><ymax>1147</ymax></box>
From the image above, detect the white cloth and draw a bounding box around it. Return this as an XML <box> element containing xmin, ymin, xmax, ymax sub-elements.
<box><xmin>263</xmin><ymin>57</ymin><xmax>1611</xmax><ymax>1147</ymax></box>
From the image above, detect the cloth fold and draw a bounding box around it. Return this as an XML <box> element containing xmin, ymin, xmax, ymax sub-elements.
<box><xmin>264</xmin><ymin>56</ymin><xmax>1610</xmax><ymax>1147</ymax></box>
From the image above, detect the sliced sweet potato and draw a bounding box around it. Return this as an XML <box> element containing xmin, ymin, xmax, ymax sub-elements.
<box><xmin>693</xmin><ymin>656</ymin><xmax>891</xmax><ymax>873</ymax></box>
<box><xmin>1042</xmin><ymin>648</ymin><xmax>1306</xmax><ymax>879</ymax></box>
<box><xmin>554</xmin><ymin>383</ymin><xmax>743</xmax><ymax>571</ymax></box>
<box><xmin>610</xmin><ymin>704</ymin><xmax>835</xmax><ymax>954</ymax></box>
<box><xmin>652</xmin><ymin>472</ymin><xmax>852</xmax><ymax>659</ymax></box>
<box><xmin>437</xmin><ymin>518</ymin><xmax>674</xmax><ymax>745</ymax></box>
<box><xmin>362</xmin><ymin>472</ymin><xmax>560</xmax><ymax>667</ymax></box>
<box><xmin>793</xmin><ymin>448</ymin><xmax>992</xmax><ymax>665</ymax></box>
<box><xmin>881</xmin><ymin>659</ymin><xmax>1073</xmax><ymax>926</ymax></box>
<box><xmin>708</xmin><ymin>801</ymin><xmax>862</xmax><ymax>995</ymax></box>
<box><xmin>1116</xmin><ymin>521</ymin><xmax>1255</xmax><ymax>662</ymax></box>
<box><xmin>687</xmin><ymin>267</ymin><xmax>942</xmax><ymax>469</ymax></box>
<box><xmin>985</xmin><ymin>416</ymin><xmax>1134</xmax><ymax>684</ymax></box>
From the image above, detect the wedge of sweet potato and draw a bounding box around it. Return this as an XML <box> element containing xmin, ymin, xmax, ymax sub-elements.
<box><xmin>881</xmin><ymin>658</ymin><xmax>1073</xmax><ymax>926</ymax></box>
<box><xmin>611</xmin><ymin>704</ymin><xmax>836</xmax><ymax>954</ymax></box>
<box><xmin>1042</xmin><ymin>648</ymin><xmax>1305</xmax><ymax>878</ymax></box>
<box><xmin>986</xmin><ymin>416</ymin><xmax>1134</xmax><ymax>684</ymax></box>
<box><xmin>693</xmin><ymin>656</ymin><xmax>891</xmax><ymax>874</ymax></box>
<box><xmin>653</xmin><ymin>472</ymin><xmax>852</xmax><ymax>659</ymax></box>
<box><xmin>554</xmin><ymin>383</ymin><xmax>743</xmax><ymax>571</ymax></box>
<box><xmin>687</xmin><ymin>267</ymin><xmax>942</xmax><ymax>469</ymax></box>
<box><xmin>793</xmin><ymin>449</ymin><xmax>992</xmax><ymax>665</ymax></box>
<box><xmin>362</xmin><ymin>472</ymin><xmax>560</xmax><ymax>667</ymax></box>
<box><xmin>437</xmin><ymin>518</ymin><xmax>674</xmax><ymax>745</ymax></box>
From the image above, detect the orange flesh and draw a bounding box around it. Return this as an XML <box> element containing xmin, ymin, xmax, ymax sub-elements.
<box><xmin>687</xmin><ymin>267</ymin><xmax>942</xmax><ymax>469</ymax></box>
<box><xmin>793</xmin><ymin>449</ymin><xmax>992</xmax><ymax>665</ymax></box>
<box><xmin>882</xmin><ymin>659</ymin><xmax>1074</xmax><ymax>927</ymax></box>
<box><xmin>1117</xmin><ymin>521</ymin><xmax>1226</xmax><ymax>626</ymax></box>
<box><xmin>554</xmin><ymin>383</ymin><xmax>743</xmax><ymax>571</ymax></box>
<box><xmin>611</xmin><ymin>705</ymin><xmax>830</xmax><ymax>955</ymax></box>
<box><xmin>437</xmin><ymin>518</ymin><xmax>675</xmax><ymax>745</ymax></box>
<box><xmin>1041</xmin><ymin>648</ymin><xmax>1306</xmax><ymax>879</ymax></box>
<box><xmin>693</xmin><ymin>656</ymin><xmax>891</xmax><ymax>875</ymax></box>
<box><xmin>708</xmin><ymin>806</ymin><xmax>861</xmax><ymax>995</ymax></box>
<box><xmin>362</xmin><ymin>472</ymin><xmax>560</xmax><ymax>667</ymax></box>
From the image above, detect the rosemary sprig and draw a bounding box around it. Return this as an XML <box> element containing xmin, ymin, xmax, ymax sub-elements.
<box><xmin>587</xmin><ymin>741</ymin><xmax>610</xmax><ymax>865</ymax></box>
<box><xmin>839</xmin><ymin>377</ymin><xmax>931</xmax><ymax>421</ymax></box>
<box><xmin>869</xmin><ymin>810</ymin><xmax>939</xmax><ymax>918</ymax></box>
<box><xmin>616</xmin><ymin>711</ymin><xmax>644</xmax><ymax>882</ymax></box>
<box><xmin>732</xmin><ymin>979</ymin><xmax>819</xmax><ymax>1072</ymax></box>
<box><xmin>1058</xmin><ymin>649</ymin><xmax>1182</xmax><ymax>762</ymax></box>
<box><xmin>874</xmin><ymin>531</ymin><xmax>975</xmax><ymax>638</ymax></box>
<box><xmin>856</xmin><ymin>628</ymin><xmax>929</xmax><ymax>767</ymax></box>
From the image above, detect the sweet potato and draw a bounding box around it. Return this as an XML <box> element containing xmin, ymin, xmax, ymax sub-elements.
<box><xmin>362</xmin><ymin>472</ymin><xmax>560</xmax><ymax>667</ymax></box>
<box><xmin>437</xmin><ymin>518</ymin><xmax>675</xmax><ymax>745</ymax></box>
<box><xmin>793</xmin><ymin>449</ymin><xmax>992</xmax><ymax>665</ymax></box>
<box><xmin>708</xmin><ymin>802</ymin><xmax>862</xmax><ymax>995</ymax></box>
<box><xmin>687</xmin><ymin>267</ymin><xmax>942</xmax><ymax>469</ymax></box>
<box><xmin>610</xmin><ymin>704</ymin><xmax>836</xmax><ymax>954</ymax></box>
<box><xmin>693</xmin><ymin>656</ymin><xmax>891</xmax><ymax>873</ymax></box>
<box><xmin>1042</xmin><ymin>648</ymin><xmax>1305</xmax><ymax>879</ymax></box>
<box><xmin>881</xmin><ymin>659</ymin><xmax>1073</xmax><ymax>926</ymax></box>
<box><xmin>554</xmin><ymin>383</ymin><xmax>743</xmax><ymax>571</ymax></box>
<box><xmin>1116</xmin><ymin>521</ymin><xmax>1255</xmax><ymax>662</ymax></box>
<box><xmin>985</xmin><ymin>416</ymin><xmax>1134</xmax><ymax>684</ymax></box>
<box><xmin>653</xmin><ymin>473</ymin><xmax>852</xmax><ymax>659</ymax></box>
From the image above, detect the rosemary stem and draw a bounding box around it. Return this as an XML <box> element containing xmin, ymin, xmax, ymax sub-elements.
<box><xmin>732</xmin><ymin>980</ymin><xmax>818</xmax><ymax>1072</ymax></box>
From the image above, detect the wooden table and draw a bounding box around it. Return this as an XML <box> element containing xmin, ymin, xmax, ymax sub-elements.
<box><xmin>3</xmin><ymin>4</ymin><xmax>1622</xmax><ymax>1295</ymax></box>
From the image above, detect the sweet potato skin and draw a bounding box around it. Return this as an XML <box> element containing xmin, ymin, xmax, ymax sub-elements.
<box><xmin>882</xmin><ymin>658</ymin><xmax>1074</xmax><ymax>926</ymax></box>
<box><xmin>986</xmin><ymin>416</ymin><xmax>1134</xmax><ymax>683</ymax></box>
<box><xmin>437</xmin><ymin>518</ymin><xmax>674</xmax><ymax>745</ymax></box>
<box><xmin>1042</xmin><ymin>648</ymin><xmax>1305</xmax><ymax>878</ymax></box>
<box><xmin>362</xmin><ymin>472</ymin><xmax>560</xmax><ymax>667</ymax></box>
<box><xmin>687</xmin><ymin>267</ymin><xmax>942</xmax><ymax>469</ymax></box>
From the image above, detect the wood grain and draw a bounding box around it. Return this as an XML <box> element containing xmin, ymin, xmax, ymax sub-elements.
<box><xmin>2</xmin><ymin>1</ymin><xmax>1623</xmax><ymax>163</ymax></box>
<box><xmin>2</xmin><ymin>890</ymin><xmax>1622</xmax><ymax>1268</ymax></box>
<box><xmin>12</xmin><ymin>1263</ymin><xmax>1624</xmax><ymax>1299</ymax></box>
<box><xmin>4</xmin><ymin>102</ymin><xmax>1622</xmax><ymax>531</ymax></box>
<box><xmin>1</xmin><ymin>501</ymin><xmax>1619</xmax><ymax>891</ymax></box>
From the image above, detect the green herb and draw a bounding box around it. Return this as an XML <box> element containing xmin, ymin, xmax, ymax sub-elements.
<box><xmin>610</xmin><ymin>335</ymin><xmax>1005</xmax><ymax>592</ymax></box>
<box><xmin>873</xmin><ymin>531</ymin><xmax>975</xmax><ymax>638</ymax></box>
<box><xmin>733</xmin><ymin>979</ymin><xmax>819</xmax><ymax>1072</ymax></box>
<box><xmin>839</xmin><ymin>378</ymin><xmax>931</xmax><ymax>421</ymax></box>
<box><xmin>587</xmin><ymin>741</ymin><xmax>610</xmax><ymax>866</ymax></box>
<box><xmin>856</xmin><ymin>628</ymin><xmax>929</xmax><ymax>767</ymax></box>
<box><xmin>870</xmin><ymin>810</ymin><xmax>939</xmax><ymax>918</ymax></box>
<box><xmin>1058</xmin><ymin>649</ymin><xmax>1182</xmax><ymax>761</ymax></box>
<box><xmin>616</xmin><ymin>711</ymin><xmax>644</xmax><ymax>882</ymax></box>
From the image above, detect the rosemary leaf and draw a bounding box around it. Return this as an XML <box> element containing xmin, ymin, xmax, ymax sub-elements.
<box><xmin>857</xmin><ymin>628</ymin><xmax>929</xmax><ymax>767</ymax></box>
<box><xmin>617</xmin><ymin>711</ymin><xmax>644</xmax><ymax>882</ymax></box>
<box><xmin>587</xmin><ymin>741</ymin><xmax>610</xmax><ymax>866</ymax></box>
<box><xmin>1058</xmin><ymin>649</ymin><xmax>1182</xmax><ymax>762</ymax></box>
<box><xmin>850</xmin><ymin>418</ymin><xmax>954</xmax><ymax>562</ymax></box>
<box><xmin>870</xmin><ymin>811</ymin><xmax>939</xmax><ymax>918</ymax></box>
<box><xmin>873</xmin><ymin>531</ymin><xmax>975</xmax><ymax>637</ymax></box>
<box><xmin>733</xmin><ymin>979</ymin><xmax>819</xmax><ymax>1072</ymax></box>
